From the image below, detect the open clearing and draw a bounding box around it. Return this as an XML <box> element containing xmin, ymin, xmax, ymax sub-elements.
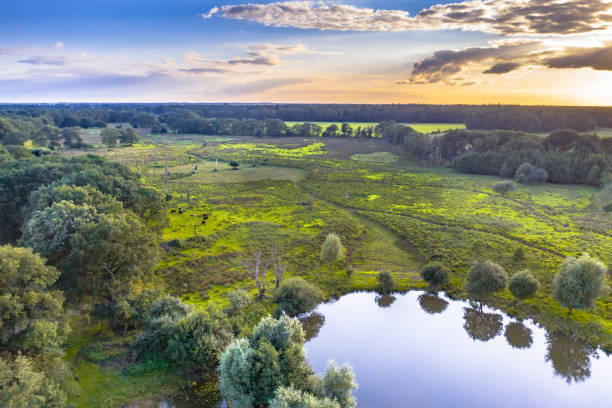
<box><xmin>285</xmin><ymin>121</ymin><xmax>466</xmax><ymax>133</ymax></box>
<box><xmin>169</xmin><ymin>161</ymin><xmax>307</xmax><ymax>183</ymax></box>
<box><xmin>351</xmin><ymin>151</ymin><xmax>399</xmax><ymax>164</ymax></box>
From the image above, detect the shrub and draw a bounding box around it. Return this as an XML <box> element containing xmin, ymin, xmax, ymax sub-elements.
<box><xmin>376</xmin><ymin>271</ymin><xmax>396</xmax><ymax>294</ymax></box>
<box><xmin>514</xmin><ymin>162</ymin><xmax>548</xmax><ymax>184</ymax></box>
<box><xmin>509</xmin><ymin>271</ymin><xmax>540</xmax><ymax>300</ymax></box>
<box><xmin>320</xmin><ymin>233</ymin><xmax>344</xmax><ymax>263</ymax></box>
<box><xmin>493</xmin><ymin>181</ymin><xmax>515</xmax><ymax>195</ymax></box>
<box><xmin>228</xmin><ymin>289</ymin><xmax>250</xmax><ymax>316</ymax></box>
<box><xmin>322</xmin><ymin>361</ymin><xmax>358</xmax><ymax>408</ymax></box>
<box><xmin>512</xmin><ymin>247</ymin><xmax>526</xmax><ymax>262</ymax></box>
<box><xmin>466</xmin><ymin>260</ymin><xmax>508</xmax><ymax>297</ymax></box>
<box><xmin>553</xmin><ymin>254</ymin><xmax>607</xmax><ymax>314</ymax></box>
<box><xmin>273</xmin><ymin>277</ymin><xmax>324</xmax><ymax>317</ymax></box>
<box><xmin>270</xmin><ymin>386</ymin><xmax>340</xmax><ymax>408</ymax></box>
<box><xmin>420</xmin><ymin>262</ymin><xmax>449</xmax><ymax>287</ymax></box>
<box><xmin>167</xmin><ymin>307</ymin><xmax>234</xmax><ymax>370</ymax></box>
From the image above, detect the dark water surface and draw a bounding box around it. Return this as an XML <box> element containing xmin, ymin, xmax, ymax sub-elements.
<box><xmin>303</xmin><ymin>291</ymin><xmax>612</xmax><ymax>408</ymax></box>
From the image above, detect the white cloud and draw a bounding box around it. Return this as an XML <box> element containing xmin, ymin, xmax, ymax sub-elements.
<box><xmin>205</xmin><ymin>0</ymin><xmax>612</xmax><ymax>35</ymax></box>
<box><xmin>54</xmin><ymin>41</ymin><xmax>64</xmax><ymax>49</ymax></box>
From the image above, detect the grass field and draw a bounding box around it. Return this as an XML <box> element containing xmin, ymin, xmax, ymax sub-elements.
<box><xmin>61</xmin><ymin>134</ymin><xmax>612</xmax><ymax>407</ymax></box>
<box><xmin>285</xmin><ymin>121</ymin><xmax>466</xmax><ymax>133</ymax></box>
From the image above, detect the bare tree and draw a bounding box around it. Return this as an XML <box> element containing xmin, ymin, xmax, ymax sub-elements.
<box><xmin>270</xmin><ymin>246</ymin><xmax>288</xmax><ymax>289</ymax></box>
<box><xmin>240</xmin><ymin>248</ymin><xmax>270</xmax><ymax>299</ymax></box>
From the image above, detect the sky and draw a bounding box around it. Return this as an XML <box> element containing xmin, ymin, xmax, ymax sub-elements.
<box><xmin>1</xmin><ymin>0</ymin><xmax>611</xmax><ymax>105</ymax></box>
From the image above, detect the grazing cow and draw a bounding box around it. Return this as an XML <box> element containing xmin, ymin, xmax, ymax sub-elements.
<box><xmin>201</xmin><ymin>219</ymin><xmax>206</xmax><ymax>224</ymax></box>
<box><xmin>178</xmin><ymin>210</ymin><xmax>183</xmax><ymax>214</ymax></box>
<box><xmin>170</xmin><ymin>209</ymin><xmax>176</xmax><ymax>213</ymax></box>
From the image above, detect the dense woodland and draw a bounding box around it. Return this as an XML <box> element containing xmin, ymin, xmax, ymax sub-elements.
<box><xmin>2</xmin><ymin>103</ymin><xmax>612</xmax><ymax>133</ymax></box>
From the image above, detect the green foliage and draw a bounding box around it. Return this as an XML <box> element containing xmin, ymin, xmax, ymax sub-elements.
<box><xmin>0</xmin><ymin>354</ymin><xmax>67</xmax><ymax>407</ymax></box>
<box><xmin>376</xmin><ymin>271</ymin><xmax>396</xmax><ymax>294</ymax></box>
<box><xmin>552</xmin><ymin>254</ymin><xmax>607</xmax><ymax>313</ymax></box>
<box><xmin>101</xmin><ymin>126</ymin><xmax>119</xmax><ymax>147</ymax></box>
<box><xmin>62</xmin><ymin>127</ymin><xmax>83</xmax><ymax>148</ymax></box>
<box><xmin>321</xmin><ymin>233</ymin><xmax>344</xmax><ymax>263</ymax></box>
<box><xmin>493</xmin><ymin>181</ymin><xmax>515</xmax><ymax>195</ymax></box>
<box><xmin>420</xmin><ymin>262</ymin><xmax>449</xmax><ymax>287</ymax></box>
<box><xmin>322</xmin><ymin>362</ymin><xmax>358</xmax><ymax>408</ymax></box>
<box><xmin>228</xmin><ymin>289</ymin><xmax>251</xmax><ymax>316</ymax></box>
<box><xmin>273</xmin><ymin>278</ymin><xmax>324</xmax><ymax>317</ymax></box>
<box><xmin>119</xmin><ymin>127</ymin><xmax>139</xmax><ymax>146</ymax></box>
<box><xmin>0</xmin><ymin>245</ymin><xmax>63</xmax><ymax>345</ymax></box>
<box><xmin>515</xmin><ymin>162</ymin><xmax>548</xmax><ymax>184</ymax></box>
<box><xmin>466</xmin><ymin>260</ymin><xmax>508</xmax><ymax>297</ymax></box>
<box><xmin>270</xmin><ymin>386</ymin><xmax>340</xmax><ymax>408</ymax></box>
<box><xmin>229</xmin><ymin>160</ymin><xmax>240</xmax><ymax>170</ymax></box>
<box><xmin>63</xmin><ymin>212</ymin><xmax>160</xmax><ymax>301</ymax></box>
<box><xmin>218</xmin><ymin>314</ymin><xmax>313</xmax><ymax>408</ymax></box>
<box><xmin>509</xmin><ymin>270</ymin><xmax>540</xmax><ymax>300</ymax></box>
<box><xmin>167</xmin><ymin>307</ymin><xmax>234</xmax><ymax>371</ymax></box>
<box><xmin>22</xmin><ymin>200</ymin><xmax>99</xmax><ymax>264</ymax></box>
<box><xmin>131</xmin><ymin>295</ymin><xmax>192</xmax><ymax>357</ymax></box>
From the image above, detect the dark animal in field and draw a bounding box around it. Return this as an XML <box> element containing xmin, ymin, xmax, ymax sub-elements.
<box><xmin>201</xmin><ymin>219</ymin><xmax>206</xmax><ymax>224</ymax></box>
<box><xmin>170</xmin><ymin>209</ymin><xmax>176</xmax><ymax>213</ymax></box>
<box><xmin>178</xmin><ymin>210</ymin><xmax>183</xmax><ymax>214</ymax></box>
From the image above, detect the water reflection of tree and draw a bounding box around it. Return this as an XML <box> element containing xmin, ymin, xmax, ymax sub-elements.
<box><xmin>504</xmin><ymin>322</ymin><xmax>533</xmax><ymax>349</ymax></box>
<box><xmin>463</xmin><ymin>308</ymin><xmax>503</xmax><ymax>342</ymax></box>
<box><xmin>300</xmin><ymin>312</ymin><xmax>326</xmax><ymax>342</ymax></box>
<box><xmin>375</xmin><ymin>294</ymin><xmax>396</xmax><ymax>308</ymax></box>
<box><xmin>418</xmin><ymin>293</ymin><xmax>449</xmax><ymax>315</ymax></box>
<box><xmin>545</xmin><ymin>331</ymin><xmax>597</xmax><ymax>384</ymax></box>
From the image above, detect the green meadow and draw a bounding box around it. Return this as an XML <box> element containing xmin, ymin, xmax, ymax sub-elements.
<box><xmin>285</xmin><ymin>121</ymin><xmax>466</xmax><ymax>133</ymax></box>
<box><xmin>63</xmin><ymin>134</ymin><xmax>612</xmax><ymax>406</ymax></box>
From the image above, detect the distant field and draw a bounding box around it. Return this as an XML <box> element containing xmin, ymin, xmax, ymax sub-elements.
<box><xmin>351</xmin><ymin>151</ymin><xmax>399</xmax><ymax>164</ymax></box>
<box><xmin>285</xmin><ymin>121</ymin><xmax>465</xmax><ymax>133</ymax></box>
<box><xmin>169</xmin><ymin>160</ymin><xmax>306</xmax><ymax>184</ymax></box>
<box><xmin>595</xmin><ymin>128</ymin><xmax>612</xmax><ymax>138</ymax></box>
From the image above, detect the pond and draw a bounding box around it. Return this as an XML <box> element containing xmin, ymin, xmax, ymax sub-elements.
<box><xmin>303</xmin><ymin>291</ymin><xmax>612</xmax><ymax>408</ymax></box>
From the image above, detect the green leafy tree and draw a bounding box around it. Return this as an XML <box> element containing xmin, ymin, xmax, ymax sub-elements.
<box><xmin>167</xmin><ymin>307</ymin><xmax>234</xmax><ymax>371</ymax></box>
<box><xmin>119</xmin><ymin>127</ymin><xmax>139</xmax><ymax>146</ymax></box>
<box><xmin>466</xmin><ymin>260</ymin><xmax>508</xmax><ymax>298</ymax></box>
<box><xmin>493</xmin><ymin>181</ymin><xmax>515</xmax><ymax>195</ymax></box>
<box><xmin>320</xmin><ymin>233</ymin><xmax>344</xmax><ymax>263</ymax></box>
<box><xmin>21</xmin><ymin>201</ymin><xmax>99</xmax><ymax>264</ymax></box>
<box><xmin>509</xmin><ymin>270</ymin><xmax>540</xmax><ymax>300</ymax></box>
<box><xmin>101</xmin><ymin>126</ymin><xmax>119</xmax><ymax>147</ymax></box>
<box><xmin>218</xmin><ymin>314</ymin><xmax>314</xmax><ymax>408</ymax></box>
<box><xmin>322</xmin><ymin>362</ymin><xmax>358</xmax><ymax>408</ymax></box>
<box><xmin>270</xmin><ymin>386</ymin><xmax>340</xmax><ymax>408</ymax></box>
<box><xmin>229</xmin><ymin>160</ymin><xmax>240</xmax><ymax>170</ymax></box>
<box><xmin>63</xmin><ymin>212</ymin><xmax>160</xmax><ymax>301</ymax></box>
<box><xmin>61</xmin><ymin>127</ymin><xmax>83</xmax><ymax>148</ymax></box>
<box><xmin>272</xmin><ymin>277</ymin><xmax>324</xmax><ymax>317</ymax></box>
<box><xmin>376</xmin><ymin>271</ymin><xmax>396</xmax><ymax>294</ymax></box>
<box><xmin>0</xmin><ymin>245</ymin><xmax>63</xmax><ymax>344</ymax></box>
<box><xmin>228</xmin><ymin>288</ymin><xmax>251</xmax><ymax>317</ymax></box>
<box><xmin>0</xmin><ymin>354</ymin><xmax>67</xmax><ymax>407</ymax></box>
<box><xmin>552</xmin><ymin>254</ymin><xmax>607</xmax><ymax>314</ymax></box>
<box><xmin>340</xmin><ymin>123</ymin><xmax>353</xmax><ymax>138</ymax></box>
<box><xmin>420</xmin><ymin>262</ymin><xmax>449</xmax><ymax>287</ymax></box>
<box><xmin>38</xmin><ymin>125</ymin><xmax>61</xmax><ymax>150</ymax></box>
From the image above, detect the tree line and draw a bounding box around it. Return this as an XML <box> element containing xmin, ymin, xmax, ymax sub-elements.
<box><xmin>3</xmin><ymin>103</ymin><xmax>612</xmax><ymax>132</ymax></box>
<box><xmin>383</xmin><ymin>125</ymin><xmax>612</xmax><ymax>186</ymax></box>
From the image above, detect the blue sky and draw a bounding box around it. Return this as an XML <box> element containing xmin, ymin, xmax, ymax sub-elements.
<box><xmin>1</xmin><ymin>1</ymin><xmax>611</xmax><ymax>104</ymax></box>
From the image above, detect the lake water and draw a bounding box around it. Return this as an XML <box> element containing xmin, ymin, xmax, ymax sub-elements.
<box><xmin>303</xmin><ymin>291</ymin><xmax>612</xmax><ymax>408</ymax></box>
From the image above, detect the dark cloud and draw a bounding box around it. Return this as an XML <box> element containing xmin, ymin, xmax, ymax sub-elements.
<box><xmin>545</xmin><ymin>44</ymin><xmax>612</xmax><ymax>71</ymax></box>
<box><xmin>18</xmin><ymin>56</ymin><xmax>68</xmax><ymax>66</ymax></box>
<box><xmin>205</xmin><ymin>1</ymin><xmax>612</xmax><ymax>35</ymax></box>
<box><xmin>410</xmin><ymin>42</ymin><xmax>538</xmax><ymax>83</ymax></box>
<box><xmin>228</xmin><ymin>54</ymin><xmax>279</xmax><ymax>66</ymax></box>
<box><xmin>483</xmin><ymin>62</ymin><xmax>520</xmax><ymax>74</ymax></box>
